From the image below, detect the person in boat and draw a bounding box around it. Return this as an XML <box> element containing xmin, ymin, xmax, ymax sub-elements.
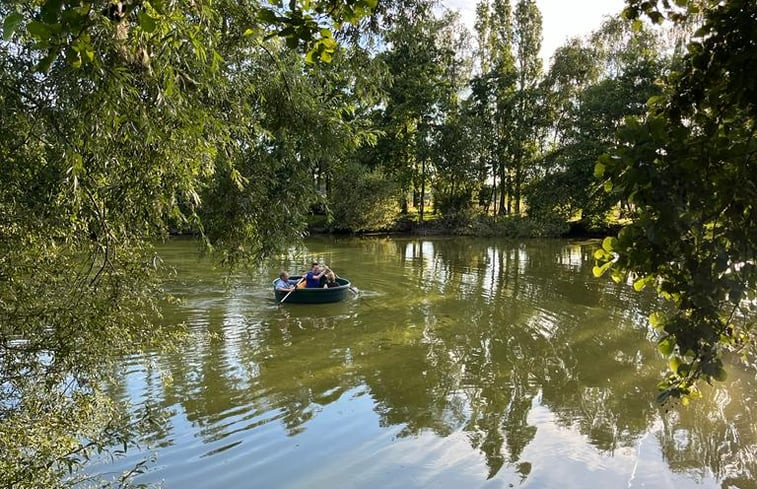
<box><xmin>274</xmin><ymin>271</ymin><xmax>298</xmax><ymax>292</ymax></box>
<box><xmin>322</xmin><ymin>269</ymin><xmax>339</xmax><ymax>288</ymax></box>
<box><xmin>304</xmin><ymin>262</ymin><xmax>328</xmax><ymax>288</ymax></box>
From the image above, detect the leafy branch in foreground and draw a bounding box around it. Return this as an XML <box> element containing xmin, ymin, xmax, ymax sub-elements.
<box><xmin>595</xmin><ymin>0</ymin><xmax>756</xmax><ymax>403</ymax></box>
<box><xmin>1</xmin><ymin>0</ymin><xmax>378</xmax><ymax>486</ymax></box>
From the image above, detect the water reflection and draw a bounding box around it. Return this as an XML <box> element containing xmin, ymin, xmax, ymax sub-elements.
<box><xmin>105</xmin><ymin>237</ymin><xmax>755</xmax><ymax>488</ymax></box>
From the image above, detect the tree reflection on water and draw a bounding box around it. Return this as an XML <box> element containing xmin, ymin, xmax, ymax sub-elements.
<box><xmin>112</xmin><ymin>238</ymin><xmax>755</xmax><ymax>486</ymax></box>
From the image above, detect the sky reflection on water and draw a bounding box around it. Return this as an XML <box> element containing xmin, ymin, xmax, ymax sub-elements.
<box><xmin>98</xmin><ymin>237</ymin><xmax>756</xmax><ymax>489</ymax></box>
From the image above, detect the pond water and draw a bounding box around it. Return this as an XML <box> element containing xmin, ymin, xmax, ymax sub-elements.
<box><xmin>100</xmin><ymin>236</ymin><xmax>755</xmax><ymax>488</ymax></box>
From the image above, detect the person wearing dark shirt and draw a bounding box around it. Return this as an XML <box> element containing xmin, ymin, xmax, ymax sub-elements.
<box><xmin>304</xmin><ymin>262</ymin><xmax>328</xmax><ymax>288</ymax></box>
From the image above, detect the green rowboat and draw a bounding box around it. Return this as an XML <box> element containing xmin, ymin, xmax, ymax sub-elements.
<box><xmin>273</xmin><ymin>276</ymin><xmax>352</xmax><ymax>304</ymax></box>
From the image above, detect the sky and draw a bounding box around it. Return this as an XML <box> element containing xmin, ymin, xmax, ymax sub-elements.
<box><xmin>441</xmin><ymin>0</ymin><xmax>627</xmax><ymax>65</ymax></box>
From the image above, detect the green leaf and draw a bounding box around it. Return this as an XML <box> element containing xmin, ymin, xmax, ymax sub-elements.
<box><xmin>229</xmin><ymin>169</ymin><xmax>247</xmax><ymax>191</ymax></box>
<box><xmin>70</xmin><ymin>152</ymin><xmax>84</xmax><ymax>175</ymax></box>
<box><xmin>343</xmin><ymin>6</ymin><xmax>356</xmax><ymax>22</ymax></box>
<box><xmin>150</xmin><ymin>0</ymin><xmax>167</xmax><ymax>15</ymax></box>
<box><xmin>321</xmin><ymin>37</ymin><xmax>337</xmax><ymax>50</ymax></box>
<box><xmin>603</xmin><ymin>180</ymin><xmax>613</xmax><ymax>193</ymax></box>
<box><xmin>41</xmin><ymin>0</ymin><xmax>63</xmax><ymax>24</ymax></box>
<box><xmin>601</xmin><ymin>236</ymin><xmax>618</xmax><ymax>252</ymax></box>
<box><xmin>27</xmin><ymin>21</ymin><xmax>51</xmax><ymax>40</ymax></box>
<box><xmin>258</xmin><ymin>9</ymin><xmax>279</xmax><ymax>24</ymax></box>
<box><xmin>593</xmin><ymin>162</ymin><xmax>605</xmax><ymax>179</ymax></box>
<box><xmin>3</xmin><ymin>12</ymin><xmax>23</xmax><ymax>41</ymax></box>
<box><xmin>70</xmin><ymin>51</ymin><xmax>82</xmax><ymax>68</ymax></box>
<box><xmin>36</xmin><ymin>47</ymin><xmax>60</xmax><ymax>72</ymax></box>
<box><xmin>138</xmin><ymin>11</ymin><xmax>157</xmax><ymax>33</ymax></box>
<box><xmin>649</xmin><ymin>312</ymin><xmax>664</xmax><ymax>330</ymax></box>
<box><xmin>646</xmin><ymin>95</ymin><xmax>665</xmax><ymax>109</ymax></box>
<box><xmin>633</xmin><ymin>277</ymin><xmax>647</xmax><ymax>291</ymax></box>
<box><xmin>677</xmin><ymin>362</ymin><xmax>690</xmax><ymax>376</ymax></box>
<box><xmin>668</xmin><ymin>356</ymin><xmax>679</xmax><ymax>373</ymax></box>
<box><xmin>610</xmin><ymin>270</ymin><xmax>625</xmax><ymax>283</ymax></box>
<box><xmin>657</xmin><ymin>337</ymin><xmax>675</xmax><ymax>356</ymax></box>
<box><xmin>592</xmin><ymin>262</ymin><xmax>612</xmax><ymax>278</ymax></box>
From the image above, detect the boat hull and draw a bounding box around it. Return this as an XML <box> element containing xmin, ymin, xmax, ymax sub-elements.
<box><xmin>273</xmin><ymin>276</ymin><xmax>351</xmax><ymax>304</ymax></box>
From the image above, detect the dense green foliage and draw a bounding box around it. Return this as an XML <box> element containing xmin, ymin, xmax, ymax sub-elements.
<box><xmin>530</xmin><ymin>20</ymin><xmax>664</xmax><ymax>224</ymax></box>
<box><xmin>1</xmin><ymin>0</ymin><xmax>379</xmax><ymax>486</ymax></box>
<box><xmin>350</xmin><ymin>0</ymin><xmax>671</xmax><ymax>234</ymax></box>
<box><xmin>595</xmin><ymin>0</ymin><xmax>756</xmax><ymax>402</ymax></box>
<box><xmin>367</xmin><ymin>1</ymin><xmax>471</xmax><ymax>222</ymax></box>
<box><xmin>328</xmin><ymin>163</ymin><xmax>401</xmax><ymax>232</ymax></box>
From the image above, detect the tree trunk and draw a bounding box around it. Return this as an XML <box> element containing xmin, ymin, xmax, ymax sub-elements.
<box><xmin>499</xmin><ymin>174</ymin><xmax>508</xmax><ymax>216</ymax></box>
<box><xmin>498</xmin><ymin>159</ymin><xmax>507</xmax><ymax>216</ymax></box>
<box><xmin>514</xmin><ymin>165</ymin><xmax>522</xmax><ymax>215</ymax></box>
<box><xmin>490</xmin><ymin>171</ymin><xmax>497</xmax><ymax>215</ymax></box>
<box><xmin>419</xmin><ymin>158</ymin><xmax>426</xmax><ymax>225</ymax></box>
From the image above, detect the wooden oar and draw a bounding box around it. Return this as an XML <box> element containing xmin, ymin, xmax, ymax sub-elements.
<box><xmin>279</xmin><ymin>276</ymin><xmax>305</xmax><ymax>304</ymax></box>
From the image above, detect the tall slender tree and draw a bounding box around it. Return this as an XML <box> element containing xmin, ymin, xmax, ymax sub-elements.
<box><xmin>472</xmin><ymin>0</ymin><xmax>542</xmax><ymax>216</ymax></box>
<box><xmin>510</xmin><ymin>0</ymin><xmax>543</xmax><ymax>214</ymax></box>
<box><xmin>370</xmin><ymin>1</ymin><xmax>464</xmax><ymax>224</ymax></box>
<box><xmin>469</xmin><ymin>1</ymin><xmax>497</xmax><ymax>213</ymax></box>
<box><xmin>471</xmin><ymin>0</ymin><xmax>517</xmax><ymax>215</ymax></box>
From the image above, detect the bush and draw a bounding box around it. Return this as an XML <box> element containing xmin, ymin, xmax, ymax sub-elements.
<box><xmin>437</xmin><ymin>206</ymin><xmax>482</xmax><ymax>234</ymax></box>
<box><xmin>434</xmin><ymin>192</ymin><xmax>474</xmax><ymax>217</ymax></box>
<box><xmin>328</xmin><ymin>167</ymin><xmax>401</xmax><ymax>233</ymax></box>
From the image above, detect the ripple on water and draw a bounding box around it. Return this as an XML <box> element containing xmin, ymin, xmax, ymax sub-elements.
<box><xmin>97</xmin><ymin>238</ymin><xmax>754</xmax><ymax>489</ymax></box>
<box><xmin>135</xmin><ymin>405</ymin><xmax>295</xmax><ymax>487</ymax></box>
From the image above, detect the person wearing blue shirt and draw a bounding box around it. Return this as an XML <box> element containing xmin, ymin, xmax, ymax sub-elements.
<box><xmin>274</xmin><ymin>271</ymin><xmax>298</xmax><ymax>291</ymax></box>
<box><xmin>304</xmin><ymin>262</ymin><xmax>328</xmax><ymax>288</ymax></box>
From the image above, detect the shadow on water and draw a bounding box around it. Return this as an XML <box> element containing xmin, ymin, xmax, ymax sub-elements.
<box><xmin>100</xmin><ymin>236</ymin><xmax>756</xmax><ymax>489</ymax></box>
